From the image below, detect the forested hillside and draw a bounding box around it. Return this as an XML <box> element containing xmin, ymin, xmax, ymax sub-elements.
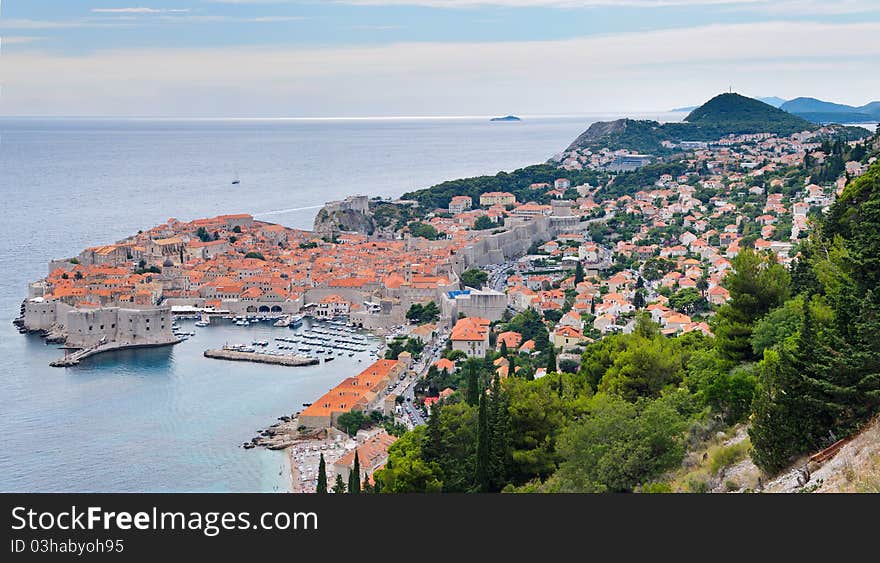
<box><xmin>375</xmin><ymin>150</ymin><xmax>880</xmax><ymax>493</ymax></box>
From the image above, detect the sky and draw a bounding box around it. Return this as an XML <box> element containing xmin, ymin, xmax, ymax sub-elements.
<box><xmin>1</xmin><ymin>0</ymin><xmax>879</xmax><ymax>117</ymax></box>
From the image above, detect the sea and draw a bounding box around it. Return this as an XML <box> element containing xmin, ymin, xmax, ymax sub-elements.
<box><xmin>0</xmin><ymin>113</ymin><xmax>681</xmax><ymax>492</ymax></box>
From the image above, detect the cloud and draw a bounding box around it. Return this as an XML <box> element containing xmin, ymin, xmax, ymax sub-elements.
<box><xmin>333</xmin><ymin>0</ymin><xmax>762</xmax><ymax>6</ymax></box>
<box><xmin>0</xmin><ymin>19</ymin><xmax>104</xmax><ymax>29</ymax></box>
<box><xmin>1</xmin><ymin>36</ymin><xmax>44</xmax><ymax>44</ymax></box>
<box><xmin>3</xmin><ymin>20</ymin><xmax>878</xmax><ymax>115</ymax></box>
<box><xmin>90</xmin><ymin>7</ymin><xmax>191</xmax><ymax>13</ymax></box>
<box><xmin>732</xmin><ymin>0</ymin><xmax>880</xmax><ymax>14</ymax></box>
<box><xmin>244</xmin><ymin>16</ymin><xmax>310</xmax><ymax>22</ymax></box>
<box><xmin>205</xmin><ymin>0</ymin><xmax>880</xmax><ymax>11</ymax></box>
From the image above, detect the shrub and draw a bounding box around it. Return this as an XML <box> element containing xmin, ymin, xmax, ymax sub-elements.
<box><xmin>707</xmin><ymin>439</ymin><xmax>751</xmax><ymax>475</ymax></box>
<box><xmin>641</xmin><ymin>482</ymin><xmax>673</xmax><ymax>494</ymax></box>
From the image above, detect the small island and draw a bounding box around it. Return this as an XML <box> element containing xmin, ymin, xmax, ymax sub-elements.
<box><xmin>490</xmin><ymin>115</ymin><xmax>521</xmax><ymax>122</ymax></box>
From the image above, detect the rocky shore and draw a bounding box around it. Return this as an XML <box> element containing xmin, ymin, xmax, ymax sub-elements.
<box><xmin>243</xmin><ymin>414</ymin><xmax>326</xmax><ymax>451</ymax></box>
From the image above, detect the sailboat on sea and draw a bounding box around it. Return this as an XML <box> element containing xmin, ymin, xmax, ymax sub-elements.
<box><xmin>232</xmin><ymin>170</ymin><xmax>240</xmax><ymax>185</ymax></box>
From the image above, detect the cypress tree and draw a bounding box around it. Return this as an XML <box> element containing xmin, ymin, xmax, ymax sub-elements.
<box><xmin>575</xmin><ymin>261</ymin><xmax>585</xmax><ymax>285</ymax></box>
<box><xmin>488</xmin><ymin>374</ymin><xmax>510</xmax><ymax>491</ymax></box>
<box><xmin>348</xmin><ymin>450</ymin><xmax>361</xmax><ymax>493</ymax></box>
<box><xmin>474</xmin><ymin>391</ymin><xmax>490</xmax><ymax>492</ymax></box>
<box><xmin>316</xmin><ymin>453</ymin><xmax>327</xmax><ymax>494</ymax></box>
<box><xmin>546</xmin><ymin>345</ymin><xmax>557</xmax><ymax>373</ymax></box>
<box><xmin>332</xmin><ymin>474</ymin><xmax>346</xmax><ymax>494</ymax></box>
<box><xmin>423</xmin><ymin>403</ymin><xmax>443</xmax><ymax>462</ymax></box>
<box><xmin>465</xmin><ymin>363</ymin><xmax>480</xmax><ymax>406</ymax></box>
<box><xmin>499</xmin><ymin>339</ymin><xmax>508</xmax><ymax>358</ymax></box>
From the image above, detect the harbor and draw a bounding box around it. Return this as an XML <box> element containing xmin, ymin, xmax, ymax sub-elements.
<box><xmin>4</xmin><ymin>313</ymin><xmax>385</xmax><ymax>492</ymax></box>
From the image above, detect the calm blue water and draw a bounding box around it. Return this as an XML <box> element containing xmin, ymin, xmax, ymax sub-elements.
<box><xmin>0</xmin><ymin>114</ymin><xmax>677</xmax><ymax>491</ymax></box>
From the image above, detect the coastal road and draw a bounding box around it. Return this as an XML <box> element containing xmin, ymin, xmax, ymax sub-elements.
<box><xmin>399</xmin><ymin>327</ymin><xmax>448</xmax><ymax>427</ymax></box>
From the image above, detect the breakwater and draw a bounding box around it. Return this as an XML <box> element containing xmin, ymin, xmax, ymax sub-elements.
<box><xmin>204</xmin><ymin>348</ymin><xmax>319</xmax><ymax>366</ymax></box>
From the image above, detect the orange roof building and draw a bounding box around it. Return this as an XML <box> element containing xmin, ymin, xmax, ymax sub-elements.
<box><xmin>299</xmin><ymin>359</ymin><xmax>403</xmax><ymax>429</ymax></box>
<box><xmin>450</xmin><ymin>317</ymin><xmax>490</xmax><ymax>357</ymax></box>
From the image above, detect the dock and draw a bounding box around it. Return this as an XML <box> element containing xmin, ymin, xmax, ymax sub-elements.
<box><xmin>204</xmin><ymin>348</ymin><xmax>319</xmax><ymax>366</ymax></box>
<box><xmin>49</xmin><ymin>338</ymin><xmax>181</xmax><ymax>367</ymax></box>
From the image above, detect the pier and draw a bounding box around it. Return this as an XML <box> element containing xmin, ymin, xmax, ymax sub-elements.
<box><xmin>204</xmin><ymin>348</ymin><xmax>319</xmax><ymax>366</ymax></box>
<box><xmin>49</xmin><ymin>338</ymin><xmax>182</xmax><ymax>367</ymax></box>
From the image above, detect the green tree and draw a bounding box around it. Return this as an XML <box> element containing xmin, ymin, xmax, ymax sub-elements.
<box><xmin>465</xmin><ymin>361</ymin><xmax>481</xmax><ymax>407</ymax></box>
<box><xmin>552</xmin><ymin>393</ymin><xmax>688</xmax><ymax>492</ymax></box>
<box><xmin>669</xmin><ymin>287</ymin><xmax>709</xmax><ymax>315</ymax></box>
<box><xmin>374</xmin><ymin>427</ymin><xmax>443</xmax><ymax>493</ymax></box>
<box><xmin>574</xmin><ymin>261</ymin><xmax>585</xmax><ymax>285</ymax></box>
<box><xmin>348</xmin><ymin>450</ymin><xmax>361</xmax><ymax>494</ymax></box>
<box><xmin>337</xmin><ymin>410</ymin><xmax>367</xmax><ymax>436</ymax></box>
<box><xmin>474</xmin><ymin>391</ymin><xmax>491</xmax><ymax>492</ymax></box>
<box><xmin>546</xmin><ymin>345</ymin><xmax>557</xmax><ymax>373</ymax></box>
<box><xmin>408</xmin><ymin>221</ymin><xmax>440</xmax><ymax>240</ymax></box>
<box><xmin>316</xmin><ymin>454</ymin><xmax>327</xmax><ymax>494</ymax></box>
<box><xmin>423</xmin><ymin>403</ymin><xmax>443</xmax><ymax>463</ymax></box>
<box><xmin>715</xmin><ymin>248</ymin><xmax>790</xmax><ymax>362</ymax></box>
<box><xmin>473</xmin><ymin>215</ymin><xmax>495</xmax><ymax>230</ymax></box>
<box><xmin>597</xmin><ymin>336</ymin><xmax>683</xmax><ymax>401</ymax></box>
<box><xmin>244</xmin><ymin>251</ymin><xmax>266</xmax><ymax>260</ymax></box>
<box><xmin>558</xmin><ymin>358</ymin><xmax>580</xmax><ymax>374</ymax></box>
<box><xmin>460</xmin><ymin>269</ymin><xmax>488</xmax><ymax>288</ymax></box>
<box><xmin>633</xmin><ymin>290</ymin><xmax>646</xmax><ymax>310</ymax></box>
<box><xmin>488</xmin><ymin>375</ymin><xmax>511</xmax><ymax>491</ymax></box>
<box><xmin>332</xmin><ymin>474</ymin><xmax>347</xmax><ymax>494</ymax></box>
<box><xmin>543</xmin><ymin>309</ymin><xmax>563</xmax><ymax>323</ymax></box>
<box><xmin>684</xmin><ymin>348</ymin><xmax>754</xmax><ymax>424</ymax></box>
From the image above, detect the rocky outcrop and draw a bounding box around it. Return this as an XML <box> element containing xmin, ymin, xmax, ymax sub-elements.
<box><xmin>312</xmin><ymin>195</ymin><xmax>375</xmax><ymax>237</ymax></box>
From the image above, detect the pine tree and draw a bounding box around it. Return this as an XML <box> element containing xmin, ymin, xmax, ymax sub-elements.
<box><xmin>316</xmin><ymin>453</ymin><xmax>327</xmax><ymax>494</ymax></box>
<box><xmin>750</xmin><ymin>303</ymin><xmax>836</xmax><ymax>472</ymax></box>
<box><xmin>474</xmin><ymin>391</ymin><xmax>490</xmax><ymax>492</ymax></box>
<box><xmin>348</xmin><ymin>450</ymin><xmax>361</xmax><ymax>493</ymax></box>
<box><xmin>332</xmin><ymin>474</ymin><xmax>346</xmax><ymax>494</ymax></box>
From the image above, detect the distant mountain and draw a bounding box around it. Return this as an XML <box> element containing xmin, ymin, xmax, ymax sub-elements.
<box><xmin>758</xmin><ymin>96</ymin><xmax>788</xmax><ymax>108</ymax></box>
<box><xmin>782</xmin><ymin>97</ymin><xmax>855</xmax><ymax>114</ymax></box>
<box><xmin>671</xmin><ymin>105</ymin><xmax>698</xmax><ymax>113</ymax></box>
<box><xmin>570</xmin><ymin>93</ymin><xmax>817</xmax><ymax>153</ymax></box>
<box><xmin>490</xmin><ymin>115</ymin><xmax>522</xmax><ymax>122</ymax></box>
<box><xmin>781</xmin><ymin>97</ymin><xmax>880</xmax><ymax>124</ymax></box>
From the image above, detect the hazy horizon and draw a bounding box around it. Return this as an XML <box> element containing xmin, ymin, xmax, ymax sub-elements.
<box><xmin>2</xmin><ymin>1</ymin><xmax>879</xmax><ymax>117</ymax></box>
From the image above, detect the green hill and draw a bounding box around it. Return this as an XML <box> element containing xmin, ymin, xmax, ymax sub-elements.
<box><xmin>681</xmin><ymin>93</ymin><xmax>816</xmax><ymax>137</ymax></box>
<box><xmin>568</xmin><ymin>93</ymin><xmax>818</xmax><ymax>153</ymax></box>
<box><xmin>564</xmin><ymin>118</ymin><xmax>671</xmax><ymax>154</ymax></box>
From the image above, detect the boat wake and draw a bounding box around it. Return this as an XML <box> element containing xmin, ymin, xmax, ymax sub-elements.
<box><xmin>253</xmin><ymin>205</ymin><xmax>324</xmax><ymax>217</ymax></box>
